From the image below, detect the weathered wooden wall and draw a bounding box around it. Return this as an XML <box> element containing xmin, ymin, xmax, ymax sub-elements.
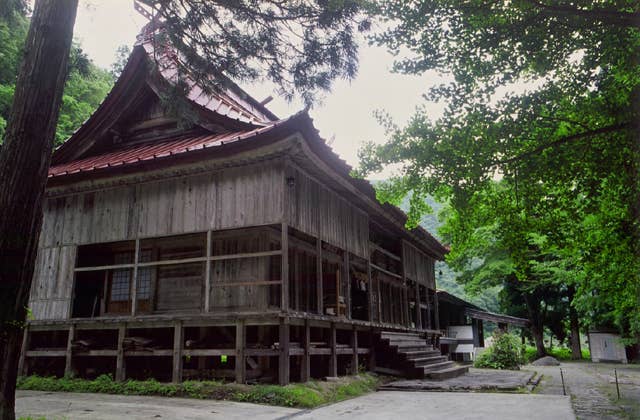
<box><xmin>29</xmin><ymin>245</ymin><xmax>76</xmax><ymax>319</ymax></box>
<box><xmin>30</xmin><ymin>161</ymin><xmax>285</xmax><ymax>320</ymax></box>
<box><xmin>39</xmin><ymin>162</ymin><xmax>284</xmax><ymax>247</ymax></box>
<box><xmin>285</xmin><ymin>164</ymin><xmax>369</xmax><ymax>258</ymax></box>
<box><xmin>402</xmin><ymin>241</ymin><xmax>435</xmax><ymax>289</ymax></box>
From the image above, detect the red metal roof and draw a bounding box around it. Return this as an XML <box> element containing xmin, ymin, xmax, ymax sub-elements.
<box><xmin>48</xmin><ymin>123</ymin><xmax>280</xmax><ymax>178</ymax></box>
<box><xmin>139</xmin><ymin>39</ymin><xmax>276</xmax><ymax>125</ymax></box>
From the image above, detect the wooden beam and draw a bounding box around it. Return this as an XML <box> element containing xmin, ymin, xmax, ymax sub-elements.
<box><xmin>368</xmin><ymin>327</ymin><xmax>376</xmax><ymax>371</ymax></box>
<box><xmin>376</xmin><ymin>276</ymin><xmax>382</xmax><ymax>323</ymax></box>
<box><xmin>235</xmin><ymin>319</ymin><xmax>246</xmax><ymax>384</ymax></box>
<box><xmin>369</xmin><ymin>243</ymin><xmax>401</xmax><ymax>262</ymax></box>
<box><xmin>301</xmin><ymin>319</ymin><xmax>310</xmax><ymax>382</ymax></box>
<box><xmin>316</xmin><ymin>239</ymin><xmax>323</xmax><ymax>315</ymax></box>
<box><xmin>205</xmin><ymin>230</ymin><xmax>212</xmax><ymax>312</ymax></box>
<box><xmin>433</xmin><ymin>290</ymin><xmax>440</xmax><ymax>330</ymax></box>
<box><xmin>18</xmin><ymin>326</ymin><xmax>29</xmax><ymax>376</ymax></box>
<box><xmin>278</xmin><ymin>317</ymin><xmax>290</xmax><ymax>385</ymax></box>
<box><xmin>351</xmin><ymin>326</ymin><xmax>358</xmax><ymax>375</ymax></box>
<box><xmin>281</xmin><ymin>223</ymin><xmax>289</xmax><ymax>312</ymax></box>
<box><xmin>415</xmin><ymin>283</ymin><xmax>422</xmax><ymax>330</ymax></box>
<box><xmin>64</xmin><ymin>324</ymin><xmax>75</xmax><ymax>377</ymax></box>
<box><xmin>131</xmin><ymin>238</ymin><xmax>140</xmax><ymax>316</ymax></box>
<box><xmin>115</xmin><ymin>325</ymin><xmax>126</xmax><ymax>381</ymax></box>
<box><xmin>210</xmin><ymin>250</ymin><xmax>282</xmax><ymax>261</ymax></box>
<box><xmin>329</xmin><ymin>322</ymin><xmax>337</xmax><ymax>377</ymax></box>
<box><xmin>344</xmin><ymin>252</ymin><xmax>351</xmax><ymax>319</ymax></box>
<box><xmin>172</xmin><ymin>321</ymin><xmax>183</xmax><ymax>383</ymax></box>
<box><xmin>366</xmin><ymin>260</ymin><xmax>373</xmax><ymax>322</ymax></box>
<box><xmin>370</xmin><ymin>263</ymin><xmax>402</xmax><ymax>279</ymax></box>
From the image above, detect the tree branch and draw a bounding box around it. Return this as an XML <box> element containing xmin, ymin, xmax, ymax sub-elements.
<box><xmin>525</xmin><ymin>0</ymin><xmax>640</xmax><ymax>28</ymax></box>
<box><xmin>497</xmin><ymin>122</ymin><xmax>634</xmax><ymax>166</ymax></box>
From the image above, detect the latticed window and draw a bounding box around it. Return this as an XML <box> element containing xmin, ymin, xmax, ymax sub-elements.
<box><xmin>137</xmin><ymin>249</ymin><xmax>153</xmax><ymax>300</ymax></box>
<box><xmin>110</xmin><ymin>252</ymin><xmax>133</xmax><ymax>301</ymax></box>
<box><xmin>111</xmin><ymin>268</ymin><xmax>131</xmax><ymax>301</ymax></box>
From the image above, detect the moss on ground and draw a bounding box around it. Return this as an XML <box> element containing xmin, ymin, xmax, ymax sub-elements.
<box><xmin>17</xmin><ymin>373</ymin><xmax>382</xmax><ymax>409</ymax></box>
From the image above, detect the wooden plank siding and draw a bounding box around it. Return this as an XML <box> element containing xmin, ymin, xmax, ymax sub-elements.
<box><xmin>38</xmin><ymin>161</ymin><xmax>284</xmax><ymax>248</ymax></box>
<box><xmin>30</xmin><ymin>161</ymin><xmax>285</xmax><ymax>320</ymax></box>
<box><xmin>28</xmin><ymin>245</ymin><xmax>76</xmax><ymax>320</ymax></box>
<box><xmin>402</xmin><ymin>240</ymin><xmax>436</xmax><ymax>290</ymax></box>
<box><xmin>285</xmin><ymin>164</ymin><xmax>369</xmax><ymax>259</ymax></box>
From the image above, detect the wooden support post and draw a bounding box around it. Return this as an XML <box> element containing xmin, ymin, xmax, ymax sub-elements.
<box><xmin>235</xmin><ymin>319</ymin><xmax>246</xmax><ymax>383</ymax></box>
<box><xmin>425</xmin><ymin>287</ymin><xmax>432</xmax><ymax>329</ymax></box>
<box><xmin>301</xmin><ymin>319</ymin><xmax>311</xmax><ymax>382</ymax></box>
<box><xmin>198</xmin><ymin>327</ymin><xmax>207</xmax><ymax>371</ymax></box>
<box><xmin>279</xmin><ymin>317</ymin><xmax>290</xmax><ymax>385</ymax></box>
<box><xmin>18</xmin><ymin>325</ymin><xmax>29</xmax><ymax>376</ymax></box>
<box><xmin>344</xmin><ymin>252</ymin><xmax>351</xmax><ymax>319</ymax></box>
<box><xmin>281</xmin><ymin>223</ymin><xmax>289</xmax><ymax>312</ymax></box>
<box><xmin>172</xmin><ymin>321</ymin><xmax>183</xmax><ymax>383</ymax></box>
<box><xmin>329</xmin><ymin>322</ymin><xmax>337</xmax><ymax>377</ymax></box>
<box><xmin>316</xmin><ymin>239</ymin><xmax>323</xmax><ymax>315</ymax></box>
<box><xmin>368</xmin><ymin>327</ymin><xmax>376</xmax><ymax>371</ymax></box>
<box><xmin>205</xmin><ymin>230</ymin><xmax>212</xmax><ymax>312</ymax></box>
<box><xmin>376</xmin><ymin>276</ymin><xmax>382</xmax><ymax>323</ymax></box>
<box><xmin>351</xmin><ymin>326</ymin><xmax>358</xmax><ymax>375</ymax></box>
<box><xmin>433</xmin><ymin>290</ymin><xmax>440</xmax><ymax>330</ymax></box>
<box><xmin>64</xmin><ymin>324</ymin><xmax>75</xmax><ymax>377</ymax></box>
<box><xmin>415</xmin><ymin>283</ymin><xmax>422</xmax><ymax>330</ymax></box>
<box><xmin>366</xmin><ymin>260</ymin><xmax>373</xmax><ymax>322</ymax></box>
<box><xmin>131</xmin><ymin>238</ymin><xmax>140</xmax><ymax>316</ymax></box>
<box><xmin>116</xmin><ymin>325</ymin><xmax>126</xmax><ymax>381</ymax></box>
<box><xmin>403</xmin><ymin>285</ymin><xmax>409</xmax><ymax>327</ymax></box>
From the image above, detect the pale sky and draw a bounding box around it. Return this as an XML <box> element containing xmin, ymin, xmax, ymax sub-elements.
<box><xmin>73</xmin><ymin>0</ymin><xmax>448</xmax><ymax>173</ymax></box>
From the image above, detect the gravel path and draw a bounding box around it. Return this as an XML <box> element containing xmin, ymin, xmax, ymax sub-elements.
<box><xmin>525</xmin><ymin>362</ymin><xmax>640</xmax><ymax>420</ymax></box>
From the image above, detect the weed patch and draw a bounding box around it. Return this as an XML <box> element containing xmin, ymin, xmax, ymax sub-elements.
<box><xmin>17</xmin><ymin>373</ymin><xmax>382</xmax><ymax>409</ymax></box>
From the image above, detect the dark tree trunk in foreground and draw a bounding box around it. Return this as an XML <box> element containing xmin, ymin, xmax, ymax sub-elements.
<box><xmin>567</xmin><ymin>286</ymin><xmax>582</xmax><ymax>360</ymax></box>
<box><xmin>0</xmin><ymin>1</ymin><xmax>78</xmax><ymax>419</ymax></box>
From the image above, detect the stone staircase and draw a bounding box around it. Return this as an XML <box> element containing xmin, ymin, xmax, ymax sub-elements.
<box><xmin>375</xmin><ymin>331</ymin><xmax>468</xmax><ymax>380</ymax></box>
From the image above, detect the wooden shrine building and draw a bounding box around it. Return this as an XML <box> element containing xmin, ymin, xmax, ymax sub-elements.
<box><xmin>20</xmin><ymin>31</ymin><xmax>466</xmax><ymax>384</ymax></box>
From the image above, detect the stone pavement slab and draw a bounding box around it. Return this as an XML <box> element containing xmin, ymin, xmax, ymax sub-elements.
<box><xmin>286</xmin><ymin>391</ymin><xmax>575</xmax><ymax>420</ymax></box>
<box><xmin>16</xmin><ymin>390</ymin><xmax>301</xmax><ymax>420</ymax></box>
<box><xmin>380</xmin><ymin>367</ymin><xmax>535</xmax><ymax>391</ymax></box>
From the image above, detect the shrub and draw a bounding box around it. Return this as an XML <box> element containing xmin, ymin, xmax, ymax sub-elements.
<box><xmin>474</xmin><ymin>331</ymin><xmax>523</xmax><ymax>370</ymax></box>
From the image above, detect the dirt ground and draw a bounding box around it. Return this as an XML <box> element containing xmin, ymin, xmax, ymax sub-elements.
<box><xmin>525</xmin><ymin>361</ymin><xmax>640</xmax><ymax>420</ymax></box>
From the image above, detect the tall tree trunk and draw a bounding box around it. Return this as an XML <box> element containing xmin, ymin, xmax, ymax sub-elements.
<box><xmin>567</xmin><ymin>286</ymin><xmax>582</xmax><ymax>360</ymax></box>
<box><xmin>0</xmin><ymin>1</ymin><xmax>78</xmax><ymax>419</ymax></box>
<box><xmin>524</xmin><ymin>293</ymin><xmax>547</xmax><ymax>358</ymax></box>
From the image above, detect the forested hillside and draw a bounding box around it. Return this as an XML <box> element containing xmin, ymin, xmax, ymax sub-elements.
<box><xmin>0</xmin><ymin>6</ymin><xmax>112</xmax><ymax>144</ymax></box>
<box><xmin>405</xmin><ymin>194</ymin><xmax>501</xmax><ymax>313</ymax></box>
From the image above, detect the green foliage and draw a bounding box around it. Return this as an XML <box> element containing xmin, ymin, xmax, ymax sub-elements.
<box><xmin>142</xmin><ymin>0</ymin><xmax>371</xmax><ymax>105</ymax></box>
<box><xmin>474</xmin><ymin>331</ymin><xmax>524</xmax><ymax>370</ymax></box>
<box><xmin>0</xmin><ymin>8</ymin><xmax>112</xmax><ymax>145</ymax></box>
<box><xmin>16</xmin><ymin>373</ymin><xmax>381</xmax><ymax>409</ymax></box>
<box><xmin>360</xmin><ymin>1</ymin><xmax>640</xmax><ymax>344</ymax></box>
<box><xmin>522</xmin><ymin>346</ymin><xmax>591</xmax><ymax>364</ymax></box>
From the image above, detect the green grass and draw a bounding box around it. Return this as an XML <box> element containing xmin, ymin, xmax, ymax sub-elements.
<box><xmin>17</xmin><ymin>373</ymin><xmax>382</xmax><ymax>409</ymax></box>
<box><xmin>523</xmin><ymin>346</ymin><xmax>590</xmax><ymax>363</ymax></box>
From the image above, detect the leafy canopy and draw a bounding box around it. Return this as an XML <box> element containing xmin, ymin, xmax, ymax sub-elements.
<box><xmin>359</xmin><ymin>1</ymin><xmax>640</xmax><ymax>339</ymax></box>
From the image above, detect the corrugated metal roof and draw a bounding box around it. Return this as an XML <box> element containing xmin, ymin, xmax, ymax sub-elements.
<box><xmin>48</xmin><ymin>123</ymin><xmax>279</xmax><ymax>178</ymax></box>
<box><xmin>140</xmin><ymin>41</ymin><xmax>276</xmax><ymax>125</ymax></box>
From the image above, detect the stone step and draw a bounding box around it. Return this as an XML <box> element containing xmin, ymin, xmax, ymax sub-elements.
<box><xmin>422</xmin><ymin>361</ymin><xmax>456</xmax><ymax>373</ymax></box>
<box><xmin>380</xmin><ymin>331</ymin><xmax>422</xmax><ymax>338</ymax></box>
<box><xmin>392</xmin><ymin>344</ymin><xmax>430</xmax><ymax>352</ymax></box>
<box><xmin>385</xmin><ymin>339</ymin><xmax>429</xmax><ymax>347</ymax></box>
<box><xmin>381</xmin><ymin>334</ymin><xmax>424</xmax><ymax>341</ymax></box>
<box><xmin>402</xmin><ymin>350</ymin><xmax>442</xmax><ymax>360</ymax></box>
<box><xmin>409</xmin><ymin>355</ymin><xmax>448</xmax><ymax>367</ymax></box>
<box><xmin>425</xmin><ymin>365</ymin><xmax>469</xmax><ymax>380</ymax></box>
